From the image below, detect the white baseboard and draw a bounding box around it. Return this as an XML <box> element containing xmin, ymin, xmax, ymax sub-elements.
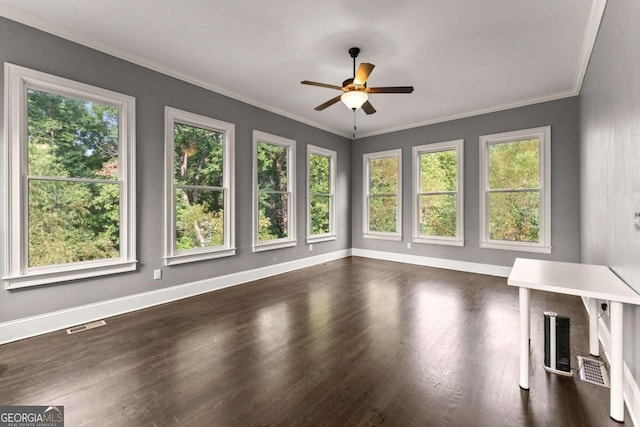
<box><xmin>0</xmin><ymin>249</ymin><xmax>351</xmax><ymax>345</ymax></box>
<box><xmin>351</xmin><ymin>248</ymin><xmax>512</xmax><ymax>277</ymax></box>
<box><xmin>581</xmin><ymin>296</ymin><xmax>640</xmax><ymax>426</ymax></box>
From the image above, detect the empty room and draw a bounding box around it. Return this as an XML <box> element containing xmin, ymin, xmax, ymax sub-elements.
<box><xmin>0</xmin><ymin>0</ymin><xmax>639</xmax><ymax>426</ymax></box>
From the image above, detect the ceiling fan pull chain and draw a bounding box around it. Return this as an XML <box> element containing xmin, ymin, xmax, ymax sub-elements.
<box><xmin>353</xmin><ymin>110</ymin><xmax>357</xmax><ymax>139</ymax></box>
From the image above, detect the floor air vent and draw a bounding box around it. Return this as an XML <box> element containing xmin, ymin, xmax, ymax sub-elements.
<box><xmin>66</xmin><ymin>320</ymin><xmax>106</xmax><ymax>335</ymax></box>
<box><xmin>577</xmin><ymin>356</ymin><xmax>610</xmax><ymax>387</ymax></box>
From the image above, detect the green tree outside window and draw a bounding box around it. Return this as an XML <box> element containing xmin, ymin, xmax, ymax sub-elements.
<box><xmin>368</xmin><ymin>155</ymin><xmax>399</xmax><ymax>234</ymax></box>
<box><xmin>487</xmin><ymin>139</ymin><xmax>540</xmax><ymax>242</ymax></box>
<box><xmin>27</xmin><ymin>89</ymin><xmax>121</xmax><ymax>267</ymax></box>
<box><xmin>257</xmin><ymin>142</ymin><xmax>290</xmax><ymax>241</ymax></box>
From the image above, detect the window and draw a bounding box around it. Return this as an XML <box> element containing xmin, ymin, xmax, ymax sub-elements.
<box><xmin>253</xmin><ymin>131</ymin><xmax>296</xmax><ymax>251</ymax></box>
<box><xmin>363</xmin><ymin>149</ymin><xmax>402</xmax><ymax>241</ymax></box>
<box><xmin>479</xmin><ymin>126</ymin><xmax>551</xmax><ymax>253</ymax></box>
<box><xmin>164</xmin><ymin>107</ymin><xmax>235</xmax><ymax>265</ymax></box>
<box><xmin>307</xmin><ymin>145</ymin><xmax>337</xmax><ymax>243</ymax></box>
<box><xmin>3</xmin><ymin>63</ymin><xmax>136</xmax><ymax>288</ymax></box>
<box><xmin>412</xmin><ymin>140</ymin><xmax>464</xmax><ymax>246</ymax></box>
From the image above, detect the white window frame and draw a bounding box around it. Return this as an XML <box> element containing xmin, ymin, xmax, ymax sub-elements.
<box><xmin>3</xmin><ymin>63</ymin><xmax>136</xmax><ymax>289</ymax></box>
<box><xmin>164</xmin><ymin>107</ymin><xmax>235</xmax><ymax>266</ymax></box>
<box><xmin>252</xmin><ymin>130</ymin><xmax>297</xmax><ymax>252</ymax></box>
<box><xmin>306</xmin><ymin>145</ymin><xmax>337</xmax><ymax>244</ymax></box>
<box><xmin>363</xmin><ymin>149</ymin><xmax>402</xmax><ymax>241</ymax></box>
<box><xmin>412</xmin><ymin>139</ymin><xmax>464</xmax><ymax>246</ymax></box>
<box><xmin>479</xmin><ymin>126</ymin><xmax>551</xmax><ymax>253</ymax></box>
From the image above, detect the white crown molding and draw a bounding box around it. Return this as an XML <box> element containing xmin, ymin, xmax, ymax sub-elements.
<box><xmin>0</xmin><ymin>2</ymin><xmax>606</xmax><ymax>141</ymax></box>
<box><xmin>0</xmin><ymin>5</ymin><xmax>352</xmax><ymax>140</ymax></box>
<box><xmin>573</xmin><ymin>0</ymin><xmax>608</xmax><ymax>93</ymax></box>
<box><xmin>354</xmin><ymin>90</ymin><xmax>578</xmax><ymax>140</ymax></box>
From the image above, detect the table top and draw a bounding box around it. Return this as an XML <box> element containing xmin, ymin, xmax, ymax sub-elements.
<box><xmin>507</xmin><ymin>258</ymin><xmax>640</xmax><ymax>305</ymax></box>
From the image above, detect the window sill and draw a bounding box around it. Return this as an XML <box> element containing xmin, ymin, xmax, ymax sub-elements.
<box><xmin>4</xmin><ymin>260</ymin><xmax>138</xmax><ymax>290</ymax></box>
<box><xmin>164</xmin><ymin>248</ymin><xmax>236</xmax><ymax>266</ymax></box>
<box><xmin>413</xmin><ymin>237</ymin><xmax>464</xmax><ymax>247</ymax></box>
<box><xmin>480</xmin><ymin>241</ymin><xmax>552</xmax><ymax>254</ymax></box>
<box><xmin>252</xmin><ymin>239</ymin><xmax>297</xmax><ymax>252</ymax></box>
<box><xmin>306</xmin><ymin>235</ymin><xmax>337</xmax><ymax>244</ymax></box>
<box><xmin>363</xmin><ymin>233</ymin><xmax>402</xmax><ymax>242</ymax></box>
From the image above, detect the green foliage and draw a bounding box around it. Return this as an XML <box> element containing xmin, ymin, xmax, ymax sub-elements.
<box><xmin>175</xmin><ymin>190</ymin><xmax>225</xmax><ymax>250</ymax></box>
<box><xmin>173</xmin><ymin>123</ymin><xmax>225</xmax><ymax>251</ymax></box>
<box><xmin>418</xmin><ymin>150</ymin><xmax>458</xmax><ymax>237</ymax></box>
<box><xmin>369</xmin><ymin>195</ymin><xmax>397</xmax><ymax>233</ymax></box>
<box><xmin>489</xmin><ymin>139</ymin><xmax>539</xmax><ymax>189</ymax></box>
<box><xmin>257</xmin><ymin>142</ymin><xmax>289</xmax><ymax>241</ymax></box>
<box><xmin>310</xmin><ymin>196</ymin><xmax>330</xmax><ymax>235</ymax></box>
<box><xmin>368</xmin><ymin>156</ymin><xmax>399</xmax><ymax>232</ymax></box>
<box><xmin>488</xmin><ymin>191</ymin><xmax>540</xmax><ymax>242</ymax></box>
<box><xmin>309</xmin><ymin>154</ymin><xmax>331</xmax><ymax>235</ymax></box>
<box><xmin>174</xmin><ymin>123</ymin><xmax>223</xmax><ymax>187</ymax></box>
<box><xmin>487</xmin><ymin>139</ymin><xmax>541</xmax><ymax>242</ymax></box>
<box><xmin>369</xmin><ymin>157</ymin><xmax>398</xmax><ymax>194</ymax></box>
<box><xmin>419</xmin><ymin>194</ymin><xmax>456</xmax><ymax>237</ymax></box>
<box><xmin>26</xmin><ymin>89</ymin><xmax>121</xmax><ymax>267</ymax></box>
<box><xmin>420</xmin><ymin>150</ymin><xmax>457</xmax><ymax>192</ymax></box>
<box><xmin>28</xmin><ymin>89</ymin><xmax>119</xmax><ymax>179</ymax></box>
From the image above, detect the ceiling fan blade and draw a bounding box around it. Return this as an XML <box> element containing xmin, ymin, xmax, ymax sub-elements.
<box><xmin>361</xmin><ymin>100</ymin><xmax>376</xmax><ymax>115</ymax></box>
<box><xmin>354</xmin><ymin>63</ymin><xmax>375</xmax><ymax>85</ymax></box>
<box><xmin>314</xmin><ymin>95</ymin><xmax>342</xmax><ymax>111</ymax></box>
<box><xmin>368</xmin><ymin>86</ymin><xmax>414</xmax><ymax>94</ymax></box>
<box><xmin>301</xmin><ymin>80</ymin><xmax>343</xmax><ymax>91</ymax></box>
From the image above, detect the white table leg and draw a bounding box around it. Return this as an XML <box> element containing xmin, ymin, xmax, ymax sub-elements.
<box><xmin>610</xmin><ymin>301</ymin><xmax>624</xmax><ymax>422</ymax></box>
<box><xmin>519</xmin><ymin>287</ymin><xmax>530</xmax><ymax>390</ymax></box>
<box><xmin>589</xmin><ymin>297</ymin><xmax>600</xmax><ymax>356</ymax></box>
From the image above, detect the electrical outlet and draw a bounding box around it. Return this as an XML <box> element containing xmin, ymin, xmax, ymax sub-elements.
<box><xmin>601</xmin><ymin>300</ymin><xmax>610</xmax><ymax>317</ymax></box>
<box><xmin>309</xmin><ymin>244</ymin><xmax>313</xmax><ymax>251</ymax></box>
<box><xmin>407</xmin><ymin>242</ymin><xmax>411</xmax><ymax>249</ymax></box>
<box><xmin>153</xmin><ymin>269</ymin><xmax>162</xmax><ymax>280</ymax></box>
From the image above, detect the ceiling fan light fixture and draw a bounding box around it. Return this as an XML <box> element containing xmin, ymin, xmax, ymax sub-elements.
<box><xmin>341</xmin><ymin>90</ymin><xmax>368</xmax><ymax>110</ymax></box>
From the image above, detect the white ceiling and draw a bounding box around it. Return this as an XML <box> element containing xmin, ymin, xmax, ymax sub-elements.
<box><xmin>0</xmin><ymin>0</ymin><xmax>604</xmax><ymax>138</ymax></box>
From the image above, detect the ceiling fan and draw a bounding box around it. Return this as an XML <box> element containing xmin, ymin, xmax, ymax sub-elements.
<box><xmin>301</xmin><ymin>47</ymin><xmax>414</xmax><ymax>115</ymax></box>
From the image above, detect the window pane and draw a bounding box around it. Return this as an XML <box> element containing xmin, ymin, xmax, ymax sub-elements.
<box><xmin>27</xmin><ymin>88</ymin><xmax>119</xmax><ymax>180</ymax></box>
<box><xmin>257</xmin><ymin>142</ymin><xmax>288</xmax><ymax>191</ymax></box>
<box><xmin>175</xmin><ymin>188</ymin><xmax>224</xmax><ymax>251</ymax></box>
<box><xmin>420</xmin><ymin>150</ymin><xmax>457</xmax><ymax>192</ymax></box>
<box><xmin>419</xmin><ymin>194</ymin><xmax>456</xmax><ymax>237</ymax></box>
<box><xmin>369</xmin><ymin>195</ymin><xmax>397</xmax><ymax>233</ymax></box>
<box><xmin>173</xmin><ymin>123</ymin><xmax>223</xmax><ymax>186</ymax></box>
<box><xmin>488</xmin><ymin>139</ymin><xmax>539</xmax><ymax>189</ymax></box>
<box><xmin>309</xmin><ymin>154</ymin><xmax>330</xmax><ymax>194</ymax></box>
<box><xmin>488</xmin><ymin>191</ymin><xmax>540</xmax><ymax>242</ymax></box>
<box><xmin>28</xmin><ymin>179</ymin><xmax>120</xmax><ymax>267</ymax></box>
<box><xmin>259</xmin><ymin>192</ymin><xmax>289</xmax><ymax>240</ymax></box>
<box><xmin>310</xmin><ymin>195</ymin><xmax>331</xmax><ymax>235</ymax></box>
<box><xmin>370</xmin><ymin>157</ymin><xmax>398</xmax><ymax>195</ymax></box>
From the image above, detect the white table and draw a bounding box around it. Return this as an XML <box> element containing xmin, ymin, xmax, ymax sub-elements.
<box><xmin>508</xmin><ymin>258</ymin><xmax>640</xmax><ymax>423</ymax></box>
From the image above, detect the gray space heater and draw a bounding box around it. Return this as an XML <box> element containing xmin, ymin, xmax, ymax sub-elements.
<box><xmin>543</xmin><ymin>311</ymin><xmax>572</xmax><ymax>376</ymax></box>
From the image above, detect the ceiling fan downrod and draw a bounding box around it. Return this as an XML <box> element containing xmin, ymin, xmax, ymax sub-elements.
<box><xmin>349</xmin><ymin>47</ymin><xmax>360</xmax><ymax>79</ymax></box>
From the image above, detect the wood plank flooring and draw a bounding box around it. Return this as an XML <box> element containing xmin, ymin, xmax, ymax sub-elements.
<box><xmin>0</xmin><ymin>257</ymin><xmax>630</xmax><ymax>426</ymax></box>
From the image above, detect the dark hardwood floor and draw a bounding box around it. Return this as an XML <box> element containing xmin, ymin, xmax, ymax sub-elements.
<box><xmin>0</xmin><ymin>257</ymin><xmax>630</xmax><ymax>426</ymax></box>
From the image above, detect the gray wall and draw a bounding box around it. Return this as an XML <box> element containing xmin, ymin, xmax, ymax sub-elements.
<box><xmin>579</xmin><ymin>1</ymin><xmax>640</xmax><ymax>380</ymax></box>
<box><xmin>352</xmin><ymin>97</ymin><xmax>581</xmax><ymax>267</ymax></box>
<box><xmin>0</xmin><ymin>17</ymin><xmax>351</xmax><ymax>323</ymax></box>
